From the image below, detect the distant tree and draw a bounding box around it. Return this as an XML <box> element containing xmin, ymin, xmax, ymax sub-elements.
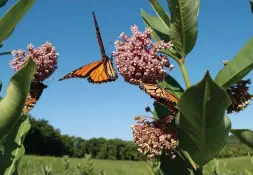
<box><xmin>20</xmin><ymin>115</ymin><xmax>249</xmax><ymax>160</ymax></box>
<box><xmin>60</xmin><ymin>134</ymin><xmax>74</xmax><ymax>156</ymax></box>
<box><xmin>24</xmin><ymin>116</ymin><xmax>64</xmax><ymax>156</ymax></box>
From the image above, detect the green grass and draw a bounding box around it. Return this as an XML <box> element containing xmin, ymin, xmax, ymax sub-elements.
<box><xmin>204</xmin><ymin>157</ymin><xmax>253</xmax><ymax>174</ymax></box>
<box><xmin>18</xmin><ymin>155</ymin><xmax>253</xmax><ymax>175</ymax></box>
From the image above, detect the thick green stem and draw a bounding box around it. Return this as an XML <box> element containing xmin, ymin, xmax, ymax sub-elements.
<box><xmin>166</xmin><ymin>54</ymin><xmax>191</xmax><ymax>88</ymax></box>
<box><xmin>0</xmin><ymin>51</ymin><xmax>11</xmax><ymax>56</ymax></box>
<box><xmin>178</xmin><ymin>59</ymin><xmax>191</xmax><ymax>88</ymax></box>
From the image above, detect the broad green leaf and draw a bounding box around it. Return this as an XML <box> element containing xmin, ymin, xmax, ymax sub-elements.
<box><xmin>158</xmin><ymin>73</ymin><xmax>184</xmax><ymax>99</ymax></box>
<box><xmin>0</xmin><ymin>145</ymin><xmax>3</xmax><ymax>153</ymax></box>
<box><xmin>3</xmin><ymin>28</ymin><xmax>15</xmax><ymax>43</ymax></box>
<box><xmin>160</xmin><ymin>150</ymin><xmax>196</xmax><ymax>175</ymax></box>
<box><xmin>195</xmin><ymin>0</ymin><xmax>200</xmax><ymax>16</ymax></box>
<box><xmin>0</xmin><ymin>0</ymin><xmax>35</xmax><ymax>43</ymax></box>
<box><xmin>149</xmin><ymin>0</ymin><xmax>171</xmax><ymax>31</ymax></box>
<box><xmin>0</xmin><ymin>80</ymin><xmax>2</xmax><ymax>92</ymax></box>
<box><xmin>250</xmin><ymin>0</ymin><xmax>253</xmax><ymax>14</ymax></box>
<box><xmin>167</xmin><ymin>0</ymin><xmax>198</xmax><ymax>57</ymax></box>
<box><xmin>0</xmin><ymin>116</ymin><xmax>31</xmax><ymax>175</ymax></box>
<box><xmin>153</xmin><ymin>102</ymin><xmax>174</xmax><ymax>120</ymax></box>
<box><xmin>141</xmin><ymin>9</ymin><xmax>177</xmax><ymax>59</ymax></box>
<box><xmin>0</xmin><ymin>0</ymin><xmax>8</xmax><ymax>8</ymax></box>
<box><xmin>153</xmin><ymin>102</ymin><xmax>170</xmax><ymax>118</ymax></box>
<box><xmin>215</xmin><ymin>37</ymin><xmax>253</xmax><ymax>90</ymax></box>
<box><xmin>0</xmin><ymin>58</ymin><xmax>36</xmax><ymax>145</ymax></box>
<box><xmin>230</xmin><ymin>129</ymin><xmax>253</xmax><ymax>150</ymax></box>
<box><xmin>251</xmin><ymin>154</ymin><xmax>253</xmax><ymax>166</ymax></box>
<box><xmin>141</xmin><ymin>9</ymin><xmax>170</xmax><ymax>42</ymax></box>
<box><xmin>176</xmin><ymin>71</ymin><xmax>232</xmax><ymax>166</ymax></box>
<box><xmin>159</xmin><ymin>48</ymin><xmax>179</xmax><ymax>61</ymax></box>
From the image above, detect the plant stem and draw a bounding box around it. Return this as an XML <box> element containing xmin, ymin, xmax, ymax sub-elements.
<box><xmin>0</xmin><ymin>51</ymin><xmax>11</xmax><ymax>56</ymax></box>
<box><xmin>178</xmin><ymin>58</ymin><xmax>191</xmax><ymax>88</ymax></box>
<box><xmin>165</xmin><ymin>53</ymin><xmax>191</xmax><ymax>88</ymax></box>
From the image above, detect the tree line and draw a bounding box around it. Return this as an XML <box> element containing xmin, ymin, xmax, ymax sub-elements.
<box><xmin>22</xmin><ymin>114</ymin><xmax>145</xmax><ymax>160</ymax></box>
<box><xmin>19</xmin><ymin>114</ymin><xmax>252</xmax><ymax>160</ymax></box>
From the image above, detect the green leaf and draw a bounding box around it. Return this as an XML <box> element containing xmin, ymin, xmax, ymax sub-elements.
<box><xmin>230</xmin><ymin>129</ymin><xmax>253</xmax><ymax>150</ymax></box>
<box><xmin>0</xmin><ymin>116</ymin><xmax>31</xmax><ymax>175</ymax></box>
<box><xmin>153</xmin><ymin>102</ymin><xmax>171</xmax><ymax>120</ymax></box>
<box><xmin>176</xmin><ymin>71</ymin><xmax>232</xmax><ymax>166</ymax></box>
<box><xmin>215</xmin><ymin>37</ymin><xmax>253</xmax><ymax>90</ymax></box>
<box><xmin>141</xmin><ymin>9</ymin><xmax>170</xmax><ymax>42</ymax></box>
<box><xmin>141</xmin><ymin>9</ymin><xmax>178</xmax><ymax>58</ymax></box>
<box><xmin>149</xmin><ymin>0</ymin><xmax>171</xmax><ymax>31</ymax></box>
<box><xmin>250</xmin><ymin>0</ymin><xmax>253</xmax><ymax>14</ymax></box>
<box><xmin>160</xmin><ymin>150</ymin><xmax>196</xmax><ymax>175</ymax></box>
<box><xmin>0</xmin><ymin>0</ymin><xmax>8</xmax><ymax>8</ymax></box>
<box><xmin>195</xmin><ymin>0</ymin><xmax>200</xmax><ymax>16</ymax></box>
<box><xmin>167</xmin><ymin>0</ymin><xmax>198</xmax><ymax>57</ymax></box>
<box><xmin>0</xmin><ymin>80</ymin><xmax>2</xmax><ymax>92</ymax></box>
<box><xmin>158</xmin><ymin>73</ymin><xmax>184</xmax><ymax>99</ymax></box>
<box><xmin>0</xmin><ymin>58</ymin><xmax>36</xmax><ymax>145</ymax></box>
<box><xmin>0</xmin><ymin>0</ymin><xmax>35</xmax><ymax>43</ymax></box>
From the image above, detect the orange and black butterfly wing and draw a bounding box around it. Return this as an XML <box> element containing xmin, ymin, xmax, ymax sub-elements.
<box><xmin>87</xmin><ymin>12</ymin><xmax>118</xmax><ymax>83</ymax></box>
<box><xmin>104</xmin><ymin>56</ymin><xmax>118</xmax><ymax>80</ymax></box>
<box><xmin>23</xmin><ymin>82</ymin><xmax>47</xmax><ymax>114</ymax></box>
<box><xmin>139</xmin><ymin>82</ymin><xmax>178</xmax><ymax>112</ymax></box>
<box><xmin>88</xmin><ymin>56</ymin><xmax>118</xmax><ymax>84</ymax></box>
<box><xmin>58</xmin><ymin>60</ymin><xmax>102</xmax><ymax>81</ymax></box>
<box><xmin>59</xmin><ymin>12</ymin><xmax>117</xmax><ymax>84</ymax></box>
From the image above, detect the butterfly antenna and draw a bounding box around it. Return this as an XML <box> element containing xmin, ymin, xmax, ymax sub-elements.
<box><xmin>92</xmin><ymin>11</ymin><xmax>106</xmax><ymax>56</ymax></box>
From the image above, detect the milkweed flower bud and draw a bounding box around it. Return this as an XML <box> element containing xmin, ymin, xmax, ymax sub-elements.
<box><xmin>10</xmin><ymin>41</ymin><xmax>58</xmax><ymax>83</ymax></box>
<box><xmin>223</xmin><ymin>60</ymin><xmax>253</xmax><ymax>113</ymax></box>
<box><xmin>226</xmin><ymin>78</ymin><xmax>253</xmax><ymax>113</ymax></box>
<box><xmin>131</xmin><ymin>116</ymin><xmax>178</xmax><ymax>159</ymax></box>
<box><xmin>113</xmin><ymin>25</ymin><xmax>173</xmax><ymax>85</ymax></box>
<box><xmin>145</xmin><ymin>106</ymin><xmax>151</xmax><ymax>112</ymax></box>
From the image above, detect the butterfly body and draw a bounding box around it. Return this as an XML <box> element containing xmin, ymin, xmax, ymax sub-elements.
<box><xmin>59</xmin><ymin>11</ymin><xmax>117</xmax><ymax>84</ymax></box>
<box><xmin>23</xmin><ymin>82</ymin><xmax>47</xmax><ymax>114</ymax></box>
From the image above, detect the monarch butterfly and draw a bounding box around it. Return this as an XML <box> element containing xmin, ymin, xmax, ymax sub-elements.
<box><xmin>58</xmin><ymin>11</ymin><xmax>118</xmax><ymax>84</ymax></box>
<box><xmin>139</xmin><ymin>82</ymin><xmax>179</xmax><ymax>112</ymax></box>
<box><xmin>22</xmin><ymin>82</ymin><xmax>47</xmax><ymax>114</ymax></box>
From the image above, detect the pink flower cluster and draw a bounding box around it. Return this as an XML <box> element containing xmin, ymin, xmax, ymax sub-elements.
<box><xmin>10</xmin><ymin>41</ymin><xmax>58</xmax><ymax>83</ymax></box>
<box><xmin>113</xmin><ymin>25</ymin><xmax>173</xmax><ymax>85</ymax></box>
<box><xmin>131</xmin><ymin>116</ymin><xmax>178</xmax><ymax>159</ymax></box>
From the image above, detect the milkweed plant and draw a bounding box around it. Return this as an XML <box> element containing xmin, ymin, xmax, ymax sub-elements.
<box><xmin>112</xmin><ymin>0</ymin><xmax>253</xmax><ymax>175</ymax></box>
<box><xmin>0</xmin><ymin>0</ymin><xmax>252</xmax><ymax>175</ymax></box>
<box><xmin>0</xmin><ymin>0</ymin><xmax>57</xmax><ymax>174</ymax></box>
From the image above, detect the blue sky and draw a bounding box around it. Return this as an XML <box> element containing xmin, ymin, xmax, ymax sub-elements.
<box><xmin>0</xmin><ymin>0</ymin><xmax>252</xmax><ymax>140</ymax></box>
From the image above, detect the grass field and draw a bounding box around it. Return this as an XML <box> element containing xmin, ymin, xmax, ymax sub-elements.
<box><xmin>18</xmin><ymin>155</ymin><xmax>253</xmax><ymax>175</ymax></box>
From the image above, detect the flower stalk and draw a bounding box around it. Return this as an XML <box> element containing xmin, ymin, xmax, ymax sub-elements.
<box><xmin>178</xmin><ymin>58</ymin><xmax>191</xmax><ymax>88</ymax></box>
<box><xmin>169</xmin><ymin>53</ymin><xmax>191</xmax><ymax>88</ymax></box>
